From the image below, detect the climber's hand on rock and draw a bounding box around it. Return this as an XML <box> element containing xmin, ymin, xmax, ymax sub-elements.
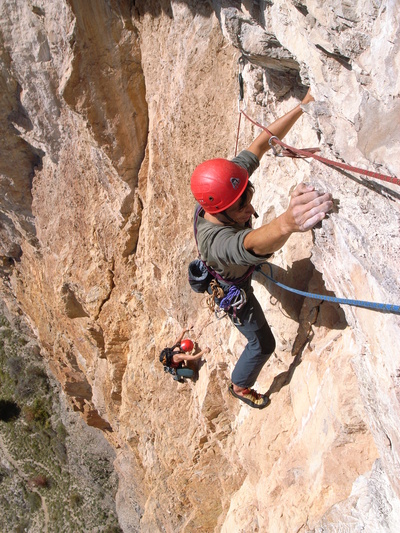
<box><xmin>243</xmin><ymin>183</ymin><xmax>332</xmax><ymax>256</ymax></box>
<box><xmin>284</xmin><ymin>183</ymin><xmax>333</xmax><ymax>232</ymax></box>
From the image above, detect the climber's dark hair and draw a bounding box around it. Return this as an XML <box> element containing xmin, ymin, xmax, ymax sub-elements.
<box><xmin>238</xmin><ymin>180</ymin><xmax>254</xmax><ymax>209</ymax></box>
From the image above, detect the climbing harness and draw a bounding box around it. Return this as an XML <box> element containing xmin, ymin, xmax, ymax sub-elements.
<box><xmin>256</xmin><ymin>263</ymin><xmax>400</xmax><ymax>314</ymax></box>
<box><xmin>190</xmin><ymin>205</ymin><xmax>253</xmax><ymax>322</ymax></box>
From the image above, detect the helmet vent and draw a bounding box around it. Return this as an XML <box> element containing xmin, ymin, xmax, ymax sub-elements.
<box><xmin>230</xmin><ymin>178</ymin><xmax>240</xmax><ymax>189</ymax></box>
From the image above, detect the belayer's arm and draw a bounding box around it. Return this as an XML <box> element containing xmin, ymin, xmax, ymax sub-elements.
<box><xmin>174</xmin><ymin>347</ymin><xmax>210</xmax><ymax>363</ymax></box>
<box><xmin>247</xmin><ymin>89</ymin><xmax>314</xmax><ymax>161</ymax></box>
<box><xmin>174</xmin><ymin>325</ymin><xmax>193</xmax><ymax>345</ymax></box>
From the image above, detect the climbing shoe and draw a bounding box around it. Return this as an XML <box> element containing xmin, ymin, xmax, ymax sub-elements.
<box><xmin>229</xmin><ymin>384</ymin><xmax>270</xmax><ymax>409</ymax></box>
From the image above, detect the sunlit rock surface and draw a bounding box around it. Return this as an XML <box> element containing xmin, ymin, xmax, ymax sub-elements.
<box><xmin>1</xmin><ymin>0</ymin><xmax>399</xmax><ymax>531</ymax></box>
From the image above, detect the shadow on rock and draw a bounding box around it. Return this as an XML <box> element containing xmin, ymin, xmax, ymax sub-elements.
<box><xmin>254</xmin><ymin>257</ymin><xmax>347</xmax><ymax>330</ymax></box>
<box><xmin>257</xmin><ymin>259</ymin><xmax>348</xmax><ymax>398</ymax></box>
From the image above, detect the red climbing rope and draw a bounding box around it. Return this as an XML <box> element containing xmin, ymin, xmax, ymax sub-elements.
<box><xmin>239</xmin><ymin>109</ymin><xmax>400</xmax><ymax>187</ymax></box>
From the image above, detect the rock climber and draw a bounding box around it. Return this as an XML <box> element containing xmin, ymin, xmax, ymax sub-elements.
<box><xmin>190</xmin><ymin>89</ymin><xmax>333</xmax><ymax>408</ymax></box>
<box><xmin>159</xmin><ymin>326</ymin><xmax>210</xmax><ymax>382</ymax></box>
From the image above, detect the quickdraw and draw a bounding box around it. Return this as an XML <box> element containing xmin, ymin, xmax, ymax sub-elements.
<box><xmin>219</xmin><ymin>285</ymin><xmax>247</xmax><ymax>325</ymax></box>
<box><xmin>235</xmin><ymin>56</ymin><xmax>246</xmax><ymax>157</ymax></box>
<box><xmin>235</xmin><ymin>58</ymin><xmax>399</xmax><ymax>186</ymax></box>
<box><xmin>241</xmin><ymin>108</ymin><xmax>400</xmax><ymax>187</ymax></box>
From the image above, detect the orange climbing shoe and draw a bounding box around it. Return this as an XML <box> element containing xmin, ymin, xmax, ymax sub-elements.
<box><xmin>228</xmin><ymin>384</ymin><xmax>270</xmax><ymax>409</ymax></box>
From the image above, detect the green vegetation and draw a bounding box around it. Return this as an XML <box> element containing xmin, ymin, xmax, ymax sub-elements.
<box><xmin>0</xmin><ymin>312</ymin><xmax>122</xmax><ymax>532</ymax></box>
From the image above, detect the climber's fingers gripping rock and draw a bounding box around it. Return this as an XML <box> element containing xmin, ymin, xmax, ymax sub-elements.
<box><xmin>286</xmin><ymin>183</ymin><xmax>333</xmax><ymax>232</ymax></box>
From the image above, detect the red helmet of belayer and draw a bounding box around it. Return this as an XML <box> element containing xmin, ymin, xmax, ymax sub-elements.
<box><xmin>190</xmin><ymin>159</ymin><xmax>248</xmax><ymax>214</ymax></box>
<box><xmin>180</xmin><ymin>339</ymin><xmax>194</xmax><ymax>352</ymax></box>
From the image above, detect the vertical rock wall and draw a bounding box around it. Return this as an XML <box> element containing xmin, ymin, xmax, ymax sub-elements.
<box><xmin>1</xmin><ymin>0</ymin><xmax>399</xmax><ymax>531</ymax></box>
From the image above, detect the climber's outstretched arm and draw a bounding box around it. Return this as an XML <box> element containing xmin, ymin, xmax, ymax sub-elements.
<box><xmin>174</xmin><ymin>325</ymin><xmax>193</xmax><ymax>345</ymax></box>
<box><xmin>247</xmin><ymin>89</ymin><xmax>314</xmax><ymax>161</ymax></box>
<box><xmin>174</xmin><ymin>347</ymin><xmax>210</xmax><ymax>363</ymax></box>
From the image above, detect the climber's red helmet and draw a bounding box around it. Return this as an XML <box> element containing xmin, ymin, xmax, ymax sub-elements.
<box><xmin>190</xmin><ymin>159</ymin><xmax>249</xmax><ymax>214</ymax></box>
<box><xmin>180</xmin><ymin>339</ymin><xmax>194</xmax><ymax>352</ymax></box>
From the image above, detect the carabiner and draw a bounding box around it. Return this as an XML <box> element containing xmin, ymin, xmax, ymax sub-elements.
<box><xmin>268</xmin><ymin>135</ymin><xmax>283</xmax><ymax>157</ymax></box>
<box><xmin>215</xmin><ymin>308</ymin><xmax>227</xmax><ymax>321</ymax></box>
<box><xmin>230</xmin><ymin>289</ymin><xmax>247</xmax><ymax>310</ymax></box>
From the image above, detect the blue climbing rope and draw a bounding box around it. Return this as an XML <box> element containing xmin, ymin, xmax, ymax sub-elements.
<box><xmin>256</xmin><ymin>264</ymin><xmax>400</xmax><ymax>314</ymax></box>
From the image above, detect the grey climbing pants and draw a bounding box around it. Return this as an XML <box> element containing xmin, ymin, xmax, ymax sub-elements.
<box><xmin>230</xmin><ymin>291</ymin><xmax>275</xmax><ymax>389</ymax></box>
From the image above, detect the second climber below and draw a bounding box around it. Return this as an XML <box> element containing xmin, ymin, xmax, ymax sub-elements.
<box><xmin>190</xmin><ymin>89</ymin><xmax>333</xmax><ymax>409</ymax></box>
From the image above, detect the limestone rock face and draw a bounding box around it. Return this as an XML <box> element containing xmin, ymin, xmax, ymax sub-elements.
<box><xmin>1</xmin><ymin>1</ymin><xmax>400</xmax><ymax>531</ymax></box>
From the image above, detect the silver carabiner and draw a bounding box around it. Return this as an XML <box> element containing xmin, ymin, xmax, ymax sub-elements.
<box><xmin>215</xmin><ymin>308</ymin><xmax>227</xmax><ymax>321</ymax></box>
<box><xmin>268</xmin><ymin>135</ymin><xmax>283</xmax><ymax>157</ymax></box>
<box><xmin>230</xmin><ymin>289</ymin><xmax>247</xmax><ymax>310</ymax></box>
